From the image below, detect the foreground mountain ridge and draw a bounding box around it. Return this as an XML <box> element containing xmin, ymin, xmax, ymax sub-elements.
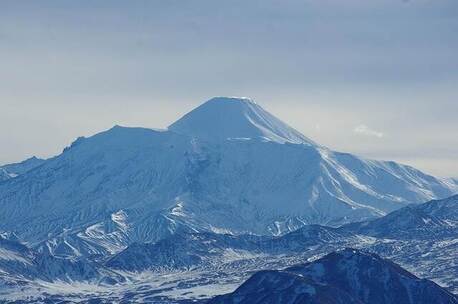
<box><xmin>209</xmin><ymin>248</ymin><xmax>458</xmax><ymax>304</ymax></box>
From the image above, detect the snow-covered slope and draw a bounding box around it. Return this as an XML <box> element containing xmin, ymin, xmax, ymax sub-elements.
<box><xmin>0</xmin><ymin>156</ymin><xmax>45</xmax><ymax>178</ymax></box>
<box><xmin>0</xmin><ymin>168</ymin><xmax>10</xmax><ymax>182</ymax></box>
<box><xmin>105</xmin><ymin>226</ymin><xmax>359</xmax><ymax>272</ymax></box>
<box><xmin>345</xmin><ymin>194</ymin><xmax>458</xmax><ymax>239</ymax></box>
<box><xmin>0</xmin><ymin>233</ymin><xmax>106</xmax><ymax>287</ymax></box>
<box><xmin>0</xmin><ymin>97</ymin><xmax>456</xmax><ymax>253</ymax></box>
<box><xmin>0</xmin><ymin>156</ymin><xmax>45</xmax><ymax>183</ymax></box>
<box><xmin>0</xmin><ymin>126</ymin><xmax>193</xmax><ymax>245</ymax></box>
<box><xmin>209</xmin><ymin>248</ymin><xmax>458</xmax><ymax>304</ymax></box>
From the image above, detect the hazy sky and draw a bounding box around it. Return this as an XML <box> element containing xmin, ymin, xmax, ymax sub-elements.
<box><xmin>1</xmin><ymin>0</ymin><xmax>457</xmax><ymax>177</ymax></box>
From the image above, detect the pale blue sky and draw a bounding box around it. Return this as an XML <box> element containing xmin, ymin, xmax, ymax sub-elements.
<box><xmin>1</xmin><ymin>0</ymin><xmax>457</xmax><ymax>176</ymax></box>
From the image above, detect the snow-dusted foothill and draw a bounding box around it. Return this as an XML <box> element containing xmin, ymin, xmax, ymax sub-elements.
<box><xmin>210</xmin><ymin>249</ymin><xmax>457</xmax><ymax>304</ymax></box>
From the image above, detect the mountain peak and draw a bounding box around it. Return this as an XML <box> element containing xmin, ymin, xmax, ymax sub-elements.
<box><xmin>168</xmin><ymin>96</ymin><xmax>315</xmax><ymax>145</ymax></box>
<box><xmin>207</xmin><ymin>96</ymin><xmax>256</xmax><ymax>104</ymax></box>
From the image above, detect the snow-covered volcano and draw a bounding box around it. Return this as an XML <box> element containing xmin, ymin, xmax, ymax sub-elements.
<box><xmin>0</xmin><ymin>97</ymin><xmax>456</xmax><ymax>255</ymax></box>
<box><xmin>169</xmin><ymin>97</ymin><xmax>315</xmax><ymax>145</ymax></box>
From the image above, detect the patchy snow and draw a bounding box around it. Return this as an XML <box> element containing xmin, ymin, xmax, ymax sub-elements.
<box><xmin>0</xmin><ymin>248</ymin><xmax>30</xmax><ymax>264</ymax></box>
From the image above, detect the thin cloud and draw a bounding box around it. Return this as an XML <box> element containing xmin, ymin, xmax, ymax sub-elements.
<box><xmin>354</xmin><ymin>124</ymin><xmax>384</xmax><ymax>138</ymax></box>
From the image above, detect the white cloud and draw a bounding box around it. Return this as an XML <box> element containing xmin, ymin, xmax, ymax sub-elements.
<box><xmin>354</xmin><ymin>124</ymin><xmax>384</xmax><ymax>138</ymax></box>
